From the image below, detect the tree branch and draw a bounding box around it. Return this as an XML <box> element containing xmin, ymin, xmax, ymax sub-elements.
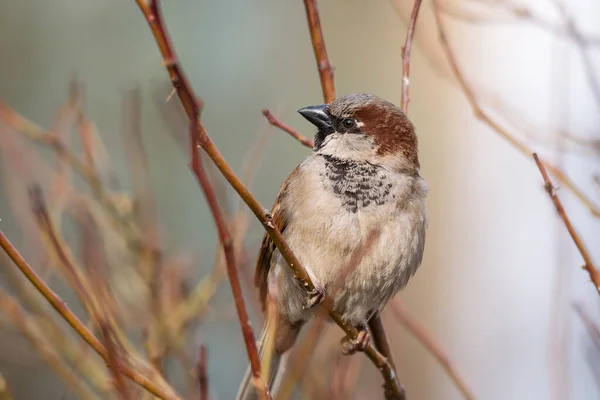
<box><xmin>303</xmin><ymin>0</ymin><xmax>336</xmax><ymax>103</ymax></box>
<box><xmin>390</xmin><ymin>301</ymin><xmax>475</xmax><ymax>400</ymax></box>
<box><xmin>134</xmin><ymin>1</ymin><xmax>270</xmax><ymax>398</ymax></box>
<box><xmin>134</xmin><ymin>0</ymin><xmax>404</xmax><ymax>398</ymax></box>
<box><xmin>0</xmin><ymin>230</ymin><xmax>180</xmax><ymax>400</ymax></box>
<box><xmin>400</xmin><ymin>0</ymin><xmax>423</xmax><ymax>114</ymax></box>
<box><xmin>432</xmin><ymin>0</ymin><xmax>600</xmax><ymax>219</ymax></box>
<box><xmin>262</xmin><ymin>109</ymin><xmax>314</xmax><ymax>148</ymax></box>
<box><xmin>197</xmin><ymin>345</ymin><xmax>209</xmax><ymax>400</ymax></box>
<box><xmin>532</xmin><ymin>153</ymin><xmax>600</xmax><ymax>296</ymax></box>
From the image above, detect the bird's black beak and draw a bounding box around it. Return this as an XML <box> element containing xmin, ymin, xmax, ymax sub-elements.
<box><xmin>297</xmin><ymin>104</ymin><xmax>333</xmax><ymax>131</ymax></box>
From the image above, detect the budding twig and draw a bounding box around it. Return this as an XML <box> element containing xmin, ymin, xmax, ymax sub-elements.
<box><xmin>532</xmin><ymin>153</ymin><xmax>600</xmax><ymax>296</ymax></box>
<box><xmin>432</xmin><ymin>0</ymin><xmax>600</xmax><ymax>219</ymax></box>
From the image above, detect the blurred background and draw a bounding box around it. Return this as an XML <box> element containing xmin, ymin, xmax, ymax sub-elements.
<box><xmin>0</xmin><ymin>0</ymin><xmax>599</xmax><ymax>399</ymax></box>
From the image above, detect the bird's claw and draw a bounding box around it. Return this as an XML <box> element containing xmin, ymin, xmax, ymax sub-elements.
<box><xmin>341</xmin><ymin>329</ymin><xmax>371</xmax><ymax>355</ymax></box>
<box><xmin>303</xmin><ymin>286</ymin><xmax>325</xmax><ymax>310</ymax></box>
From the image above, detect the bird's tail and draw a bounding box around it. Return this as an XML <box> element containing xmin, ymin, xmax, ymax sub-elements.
<box><xmin>235</xmin><ymin>321</ymin><xmax>285</xmax><ymax>400</ymax></box>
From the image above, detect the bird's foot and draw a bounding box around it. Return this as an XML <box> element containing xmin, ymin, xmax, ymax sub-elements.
<box><xmin>341</xmin><ymin>325</ymin><xmax>371</xmax><ymax>355</ymax></box>
<box><xmin>303</xmin><ymin>286</ymin><xmax>325</xmax><ymax>310</ymax></box>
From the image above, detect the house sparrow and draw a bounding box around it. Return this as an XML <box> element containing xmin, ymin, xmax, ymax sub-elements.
<box><xmin>237</xmin><ymin>93</ymin><xmax>427</xmax><ymax>399</ymax></box>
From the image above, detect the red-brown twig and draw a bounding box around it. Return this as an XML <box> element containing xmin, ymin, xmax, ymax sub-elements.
<box><xmin>134</xmin><ymin>0</ymin><xmax>404</xmax><ymax>398</ymax></box>
<box><xmin>400</xmin><ymin>0</ymin><xmax>423</xmax><ymax>114</ymax></box>
<box><xmin>303</xmin><ymin>0</ymin><xmax>336</xmax><ymax>103</ymax></box>
<box><xmin>197</xmin><ymin>345</ymin><xmax>209</xmax><ymax>400</ymax></box>
<box><xmin>135</xmin><ymin>1</ymin><xmax>269</xmax><ymax>398</ymax></box>
<box><xmin>532</xmin><ymin>153</ymin><xmax>600</xmax><ymax>295</ymax></box>
<box><xmin>390</xmin><ymin>301</ymin><xmax>475</xmax><ymax>400</ymax></box>
<box><xmin>432</xmin><ymin>0</ymin><xmax>600</xmax><ymax>219</ymax></box>
<box><xmin>0</xmin><ymin>230</ymin><xmax>180</xmax><ymax>400</ymax></box>
<box><xmin>368</xmin><ymin>316</ymin><xmax>396</xmax><ymax>370</ymax></box>
<box><xmin>262</xmin><ymin>109</ymin><xmax>314</xmax><ymax>148</ymax></box>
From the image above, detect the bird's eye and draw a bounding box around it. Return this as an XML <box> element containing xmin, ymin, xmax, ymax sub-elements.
<box><xmin>341</xmin><ymin>118</ymin><xmax>356</xmax><ymax>129</ymax></box>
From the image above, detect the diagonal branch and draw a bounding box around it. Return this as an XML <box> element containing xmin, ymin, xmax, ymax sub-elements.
<box><xmin>390</xmin><ymin>301</ymin><xmax>475</xmax><ymax>400</ymax></box>
<box><xmin>134</xmin><ymin>0</ymin><xmax>404</xmax><ymax>398</ymax></box>
<box><xmin>262</xmin><ymin>109</ymin><xmax>314</xmax><ymax>148</ymax></box>
<box><xmin>134</xmin><ymin>1</ymin><xmax>269</xmax><ymax>398</ymax></box>
<box><xmin>432</xmin><ymin>0</ymin><xmax>600</xmax><ymax>219</ymax></box>
<box><xmin>533</xmin><ymin>153</ymin><xmax>600</xmax><ymax>296</ymax></box>
<box><xmin>0</xmin><ymin>230</ymin><xmax>180</xmax><ymax>400</ymax></box>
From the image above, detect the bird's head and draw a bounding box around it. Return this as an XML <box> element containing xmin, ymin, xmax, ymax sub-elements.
<box><xmin>298</xmin><ymin>93</ymin><xmax>419</xmax><ymax>171</ymax></box>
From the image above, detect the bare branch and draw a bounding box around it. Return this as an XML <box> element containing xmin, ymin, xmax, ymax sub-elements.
<box><xmin>533</xmin><ymin>153</ymin><xmax>600</xmax><ymax>296</ymax></box>
<box><xmin>197</xmin><ymin>345</ymin><xmax>209</xmax><ymax>400</ymax></box>
<box><xmin>262</xmin><ymin>109</ymin><xmax>314</xmax><ymax>148</ymax></box>
<box><xmin>134</xmin><ymin>0</ymin><xmax>404</xmax><ymax>398</ymax></box>
<box><xmin>390</xmin><ymin>301</ymin><xmax>475</xmax><ymax>400</ymax></box>
<box><xmin>401</xmin><ymin>0</ymin><xmax>423</xmax><ymax>114</ymax></box>
<box><xmin>432</xmin><ymin>0</ymin><xmax>600</xmax><ymax>219</ymax></box>
<box><xmin>0</xmin><ymin>229</ymin><xmax>181</xmax><ymax>400</ymax></box>
<box><xmin>134</xmin><ymin>1</ymin><xmax>270</xmax><ymax>398</ymax></box>
<box><xmin>303</xmin><ymin>0</ymin><xmax>336</xmax><ymax>103</ymax></box>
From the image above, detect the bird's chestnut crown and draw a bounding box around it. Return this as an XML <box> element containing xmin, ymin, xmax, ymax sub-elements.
<box><xmin>298</xmin><ymin>93</ymin><xmax>419</xmax><ymax>170</ymax></box>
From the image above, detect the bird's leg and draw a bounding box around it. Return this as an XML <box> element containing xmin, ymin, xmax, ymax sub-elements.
<box><xmin>303</xmin><ymin>285</ymin><xmax>325</xmax><ymax>310</ymax></box>
<box><xmin>340</xmin><ymin>322</ymin><xmax>371</xmax><ymax>355</ymax></box>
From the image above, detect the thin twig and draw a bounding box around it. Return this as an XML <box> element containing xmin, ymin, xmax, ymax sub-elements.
<box><xmin>262</xmin><ymin>109</ymin><xmax>314</xmax><ymax>148</ymax></box>
<box><xmin>0</xmin><ymin>291</ymin><xmax>99</xmax><ymax>400</ymax></box>
<box><xmin>390</xmin><ymin>301</ymin><xmax>476</xmax><ymax>400</ymax></box>
<box><xmin>400</xmin><ymin>0</ymin><xmax>423</xmax><ymax>114</ymax></box>
<box><xmin>197</xmin><ymin>345</ymin><xmax>209</xmax><ymax>400</ymax></box>
<box><xmin>0</xmin><ymin>230</ymin><xmax>181</xmax><ymax>400</ymax></box>
<box><xmin>532</xmin><ymin>153</ymin><xmax>600</xmax><ymax>295</ymax></box>
<box><xmin>303</xmin><ymin>0</ymin><xmax>336</xmax><ymax>103</ymax></box>
<box><xmin>134</xmin><ymin>1</ymin><xmax>270</xmax><ymax>398</ymax></box>
<box><xmin>134</xmin><ymin>0</ymin><xmax>404</xmax><ymax>398</ymax></box>
<box><xmin>432</xmin><ymin>0</ymin><xmax>600</xmax><ymax>219</ymax></box>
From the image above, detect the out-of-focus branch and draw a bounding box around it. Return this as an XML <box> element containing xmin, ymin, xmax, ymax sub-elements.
<box><xmin>400</xmin><ymin>0</ymin><xmax>423</xmax><ymax>114</ymax></box>
<box><xmin>303</xmin><ymin>0</ymin><xmax>335</xmax><ymax>103</ymax></box>
<box><xmin>197</xmin><ymin>345</ymin><xmax>209</xmax><ymax>400</ymax></box>
<box><xmin>0</xmin><ymin>101</ymin><xmax>148</xmax><ymax>246</ymax></box>
<box><xmin>0</xmin><ymin>253</ymin><xmax>111</xmax><ymax>393</ymax></box>
<box><xmin>533</xmin><ymin>153</ymin><xmax>600</xmax><ymax>296</ymax></box>
<box><xmin>549</xmin><ymin>0</ymin><xmax>600</xmax><ymax>111</ymax></box>
<box><xmin>0</xmin><ymin>373</ymin><xmax>13</xmax><ymax>400</ymax></box>
<box><xmin>0</xmin><ymin>292</ymin><xmax>98</xmax><ymax>400</ymax></box>
<box><xmin>134</xmin><ymin>1</ymin><xmax>269</xmax><ymax>398</ymax></box>
<box><xmin>390</xmin><ymin>301</ymin><xmax>475</xmax><ymax>400</ymax></box>
<box><xmin>134</xmin><ymin>0</ymin><xmax>404</xmax><ymax>398</ymax></box>
<box><xmin>432</xmin><ymin>0</ymin><xmax>600</xmax><ymax>219</ymax></box>
<box><xmin>262</xmin><ymin>109</ymin><xmax>314</xmax><ymax>148</ymax></box>
<box><xmin>0</xmin><ymin>230</ymin><xmax>181</xmax><ymax>400</ymax></box>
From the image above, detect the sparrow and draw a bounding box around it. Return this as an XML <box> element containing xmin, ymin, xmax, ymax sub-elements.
<box><xmin>236</xmin><ymin>93</ymin><xmax>427</xmax><ymax>399</ymax></box>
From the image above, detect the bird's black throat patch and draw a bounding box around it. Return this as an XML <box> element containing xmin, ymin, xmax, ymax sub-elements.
<box><xmin>320</xmin><ymin>154</ymin><xmax>394</xmax><ymax>213</ymax></box>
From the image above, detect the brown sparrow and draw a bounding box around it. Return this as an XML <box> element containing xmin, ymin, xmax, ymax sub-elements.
<box><xmin>237</xmin><ymin>93</ymin><xmax>427</xmax><ymax>399</ymax></box>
